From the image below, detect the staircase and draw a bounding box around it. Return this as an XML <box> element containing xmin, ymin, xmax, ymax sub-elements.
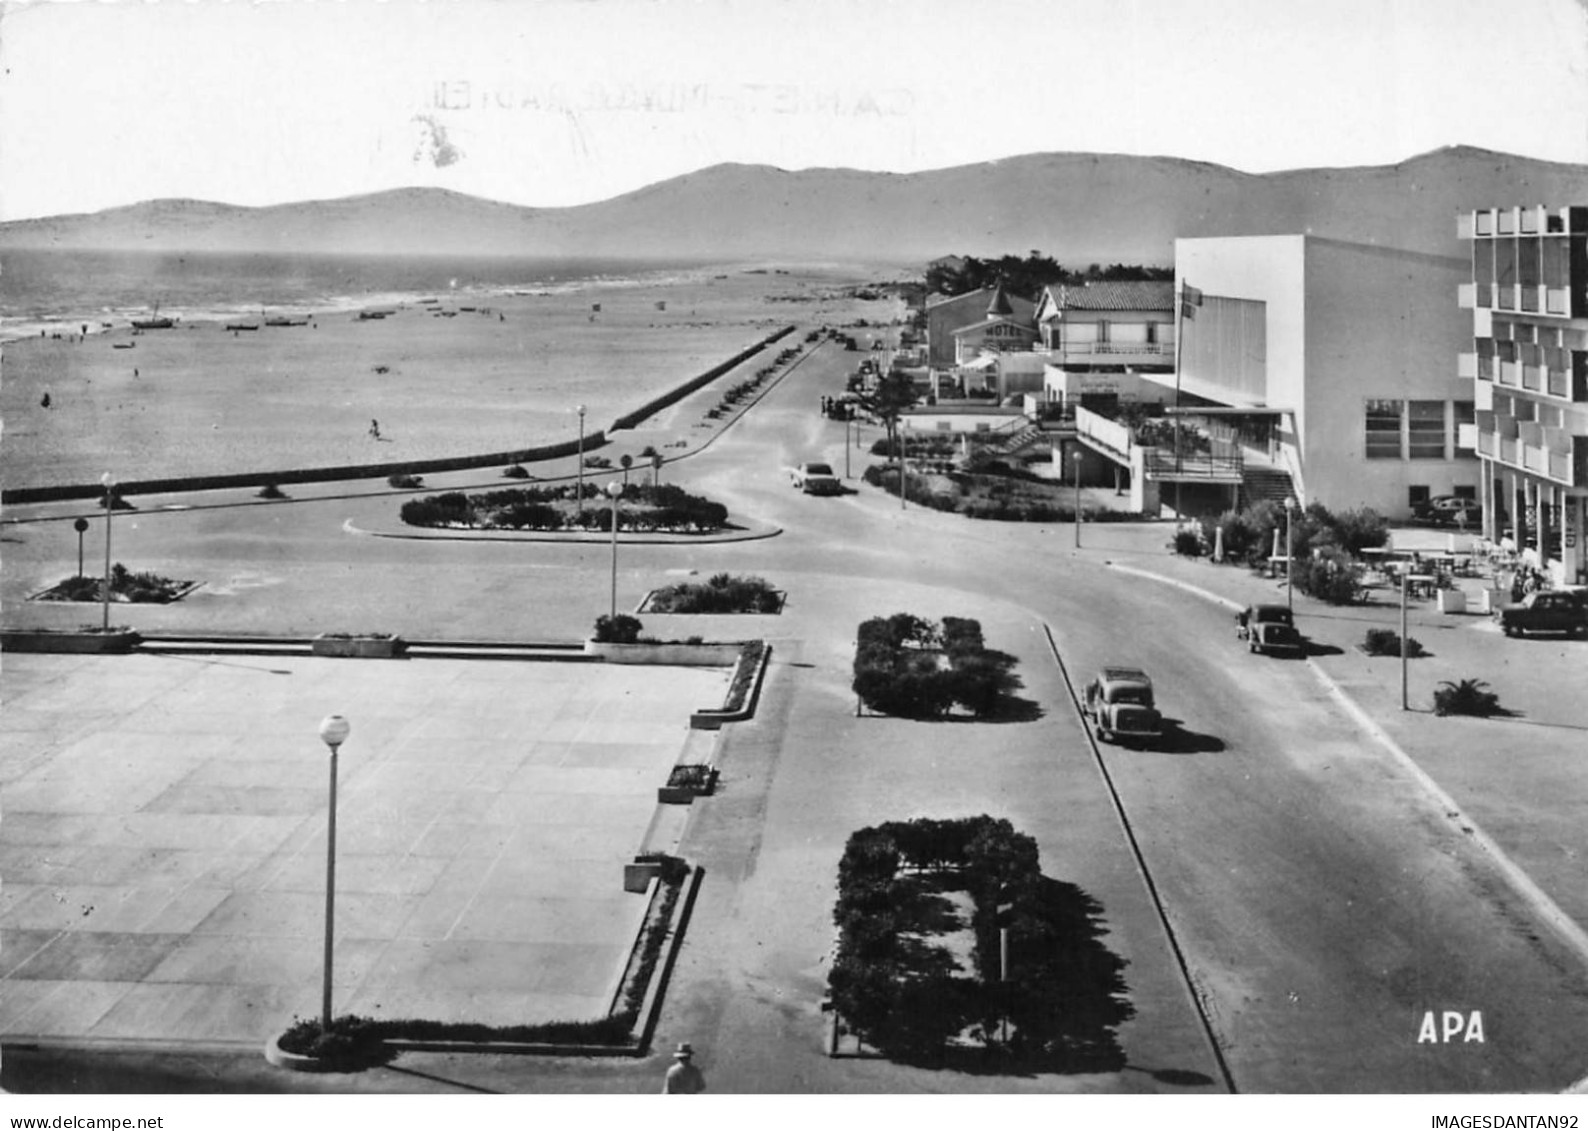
<box><xmin>1239</xmin><ymin>466</ymin><xmax>1298</xmax><ymax>509</ymax></box>
<box><xmin>990</xmin><ymin>422</ymin><xmax>1047</xmax><ymax>458</ymax></box>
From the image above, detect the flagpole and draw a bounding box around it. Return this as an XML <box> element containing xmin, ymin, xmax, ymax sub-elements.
<box><xmin>1173</xmin><ymin>280</ymin><xmax>1185</xmax><ymax>523</ymax></box>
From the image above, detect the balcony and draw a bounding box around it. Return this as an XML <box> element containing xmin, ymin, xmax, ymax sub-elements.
<box><xmin>1048</xmin><ymin>341</ymin><xmax>1175</xmax><ymax>366</ymax></box>
<box><xmin>1499</xmin><ymin>361</ymin><xmax>1519</xmax><ymax>386</ymax></box>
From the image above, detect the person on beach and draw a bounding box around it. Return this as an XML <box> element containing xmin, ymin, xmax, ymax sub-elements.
<box><xmin>370</xmin><ymin>419</ymin><xmax>382</xmax><ymax>441</ymax></box>
<box><xmin>662</xmin><ymin>1042</ymin><xmax>705</xmax><ymax>1094</ymax></box>
<box><xmin>40</xmin><ymin>392</ymin><xmax>51</xmax><ymax>409</ymax></box>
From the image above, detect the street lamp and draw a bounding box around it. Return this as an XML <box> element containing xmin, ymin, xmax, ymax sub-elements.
<box><xmin>1284</xmin><ymin>496</ymin><xmax>1297</xmax><ymax>611</ymax></box>
<box><xmin>100</xmin><ymin>472</ymin><xmax>116</xmax><ymax>631</ymax></box>
<box><xmin>574</xmin><ymin>405</ymin><xmax>588</xmax><ymax>507</ymax></box>
<box><xmin>1072</xmin><ymin>450</ymin><xmax>1084</xmax><ymax>548</ymax></box>
<box><xmin>620</xmin><ymin>453</ymin><xmax>633</xmax><ymax>488</ymax></box>
<box><xmin>606</xmin><ymin>481</ymin><xmax>623</xmax><ymax>619</ymax></box>
<box><xmin>74</xmin><ymin>517</ymin><xmax>89</xmax><ymax>578</ymax></box>
<box><xmin>317</xmin><ymin>713</ymin><xmax>351</xmax><ymax>1031</ymax></box>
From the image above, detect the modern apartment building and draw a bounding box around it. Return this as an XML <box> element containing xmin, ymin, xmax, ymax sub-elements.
<box><xmin>1458</xmin><ymin>204</ymin><xmax>1588</xmax><ymax>585</ymax></box>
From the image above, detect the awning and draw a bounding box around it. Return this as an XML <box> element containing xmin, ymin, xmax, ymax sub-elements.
<box><xmin>961</xmin><ymin>355</ymin><xmax>999</xmax><ymax>371</ymax></box>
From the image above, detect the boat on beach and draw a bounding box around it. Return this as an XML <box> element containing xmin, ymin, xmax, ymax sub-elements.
<box><xmin>130</xmin><ymin>304</ymin><xmax>175</xmax><ymax>330</ymax></box>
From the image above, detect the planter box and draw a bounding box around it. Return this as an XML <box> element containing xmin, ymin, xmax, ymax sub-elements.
<box><xmin>584</xmin><ymin>640</ymin><xmax>741</xmax><ymax>666</ymax></box>
<box><xmin>623</xmin><ymin>860</ymin><xmax>661</xmax><ymax>894</ymax></box>
<box><xmin>658</xmin><ymin>769</ymin><xmax>716</xmax><ymax>805</ymax></box>
<box><xmin>1437</xmin><ymin>589</ymin><xmax>1467</xmax><ymax>615</ymax></box>
<box><xmin>1</xmin><ymin>628</ymin><xmax>141</xmax><ymax>654</ymax></box>
<box><xmin>312</xmin><ymin>634</ymin><xmax>405</xmax><ymax>658</ymax></box>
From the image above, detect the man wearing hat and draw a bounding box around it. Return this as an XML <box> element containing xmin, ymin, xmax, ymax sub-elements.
<box><xmin>662</xmin><ymin>1041</ymin><xmax>706</xmax><ymax>1094</ymax></box>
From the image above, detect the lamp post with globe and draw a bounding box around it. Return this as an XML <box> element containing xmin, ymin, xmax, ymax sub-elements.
<box><xmin>606</xmin><ymin>481</ymin><xmax>623</xmax><ymax>619</ymax></box>
<box><xmin>575</xmin><ymin>405</ymin><xmax>588</xmax><ymax>508</ymax></box>
<box><xmin>317</xmin><ymin>714</ymin><xmax>351</xmax><ymax>1031</ymax></box>
<box><xmin>100</xmin><ymin>473</ymin><xmax>116</xmax><ymax>630</ymax></box>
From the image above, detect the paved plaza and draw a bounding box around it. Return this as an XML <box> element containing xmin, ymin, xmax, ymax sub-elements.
<box><xmin>0</xmin><ymin>652</ymin><xmax>727</xmax><ymax>1042</ymax></box>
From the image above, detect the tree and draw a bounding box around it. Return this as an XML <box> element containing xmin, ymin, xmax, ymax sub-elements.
<box><xmin>858</xmin><ymin>369</ymin><xmax>919</xmax><ymax>476</ymax></box>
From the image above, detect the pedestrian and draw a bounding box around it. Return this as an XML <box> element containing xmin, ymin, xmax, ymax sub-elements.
<box><xmin>370</xmin><ymin>419</ymin><xmax>381</xmax><ymax>441</ymax></box>
<box><xmin>134</xmin><ymin>368</ymin><xmax>139</xmax><ymax>379</ymax></box>
<box><xmin>40</xmin><ymin>391</ymin><xmax>51</xmax><ymax>409</ymax></box>
<box><xmin>662</xmin><ymin>1042</ymin><xmax>706</xmax><ymax>1094</ymax></box>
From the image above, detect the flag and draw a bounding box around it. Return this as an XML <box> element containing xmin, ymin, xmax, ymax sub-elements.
<box><xmin>1182</xmin><ymin>301</ymin><xmax>1197</xmax><ymax>320</ymax></box>
<box><xmin>1182</xmin><ymin>283</ymin><xmax>1204</xmax><ymax>306</ymax></box>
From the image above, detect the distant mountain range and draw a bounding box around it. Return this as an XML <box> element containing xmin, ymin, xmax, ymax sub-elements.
<box><xmin>4</xmin><ymin>147</ymin><xmax>1584</xmax><ymax>265</ymax></box>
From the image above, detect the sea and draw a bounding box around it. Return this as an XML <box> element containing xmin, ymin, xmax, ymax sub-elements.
<box><xmin>0</xmin><ymin>248</ymin><xmax>718</xmax><ymax>342</ymax></box>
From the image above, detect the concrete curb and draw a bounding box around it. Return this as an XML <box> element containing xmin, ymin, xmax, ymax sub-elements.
<box><xmin>340</xmin><ymin>516</ymin><xmax>784</xmax><ymax>547</ymax></box>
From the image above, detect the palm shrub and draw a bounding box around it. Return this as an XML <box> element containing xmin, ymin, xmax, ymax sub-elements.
<box><xmin>1434</xmin><ymin>679</ymin><xmax>1501</xmax><ymax>717</ymax></box>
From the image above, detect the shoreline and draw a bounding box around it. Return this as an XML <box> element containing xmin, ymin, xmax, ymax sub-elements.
<box><xmin>1</xmin><ymin>262</ymin><xmax>899</xmax><ymax>490</ymax></box>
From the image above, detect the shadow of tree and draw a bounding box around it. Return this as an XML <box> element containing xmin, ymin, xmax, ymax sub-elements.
<box><xmin>859</xmin><ymin>873</ymin><xmax>1134</xmax><ymax>1075</ymax></box>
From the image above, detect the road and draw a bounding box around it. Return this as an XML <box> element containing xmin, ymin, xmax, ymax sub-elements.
<box><xmin>5</xmin><ymin>331</ymin><xmax>1588</xmax><ymax>1092</ymax></box>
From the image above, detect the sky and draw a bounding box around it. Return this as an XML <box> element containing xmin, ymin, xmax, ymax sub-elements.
<box><xmin>1</xmin><ymin>0</ymin><xmax>1586</xmax><ymax>222</ymax></box>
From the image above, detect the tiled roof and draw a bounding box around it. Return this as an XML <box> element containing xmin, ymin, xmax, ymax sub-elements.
<box><xmin>1053</xmin><ymin>281</ymin><xmax>1175</xmax><ymax>312</ymax></box>
<box><xmin>926</xmin><ymin>287</ymin><xmax>1037</xmax><ymax>317</ymax></box>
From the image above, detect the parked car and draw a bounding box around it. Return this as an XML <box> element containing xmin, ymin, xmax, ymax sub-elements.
<box><xmin>789</xmin><ymin>461</ymin><xmax>842</xmax><ymax>495</ymax></box>
<box><xmin>1080</xmin><ymin>666</ymin><xmax>1163</xmax><ymax>746</ymax></box>
<box><xmin>1235</xmin><ymin>603</ymin><xmax>1306</xmax><ymax>657</ymax></box>
<box><xmin>1495</xmin><ymin>590</ymin><xmax>1588</xmax><ymax>638</ymax></box>
<box><xmin>1414</xmin><ymin>496</ymin><xmax>1482</xmax><ymax>527</ymax></box>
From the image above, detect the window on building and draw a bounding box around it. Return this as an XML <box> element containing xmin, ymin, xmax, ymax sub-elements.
<box><xmin>1365</xmin><ymin>399</ymin><xmax>1403</xmax><ymax>459</ymax></box>
<box><xmin>1453</xmin><ymin>401</ymin><xmax>1477</xmax><ymax>459</ymax></box>
<box><xmin>1409</xmin><ymin>485</ymin><xmax>1431</xmax><ymax>508</ymax></box>
<box><xmin>1408</xmin><ymin>400</ymin><xmax>1446</xmax><ymax>459</ymax></box>
<box><xmin>1495</xmin><ymin>237</ymin><xmax>1518</xmax><ymax>309</ymax></box>
<box><xmin>936</xmin><ymin>421</ymin><xmax>952</xmax><ymax>432</ymax></box>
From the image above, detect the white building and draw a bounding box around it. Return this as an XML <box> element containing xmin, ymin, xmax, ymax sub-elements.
<box><xmin>1170</xmin><ymin>234</ymin><xmax>1477</xmax><ymax>520</ymax></box>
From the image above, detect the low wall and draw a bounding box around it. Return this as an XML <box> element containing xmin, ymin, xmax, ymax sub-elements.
<box><xmin>583</xmin><ymin>640</ymin><xmax>743</xmax><ymax>666</ymax></box>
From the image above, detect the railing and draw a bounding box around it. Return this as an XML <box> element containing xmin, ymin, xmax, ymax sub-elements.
<box><xmin>1549</xmin><ymin>369</ymin><xmax>1568</xmax><ymax>397</ymax></box>
<box><xmin>1056</xmin><ymin>341</ymin><xmax>1174</xmax><ymax>357</ymax></box>
<box><xmin>1142</xmin><ymin>449</ymin><xmax>1245</xmax><ymax>480</ymax></box>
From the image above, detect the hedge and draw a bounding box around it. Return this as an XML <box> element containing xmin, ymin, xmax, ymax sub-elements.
<box><xmin>852</xmin><ymin>614</ymin><xmax>1014</xmax><ymax>718</ymax></box>
<box><xmin>828</xmin><ymin>816</ymin><xmax>1132</xmax><ymax>1065</ymax></box>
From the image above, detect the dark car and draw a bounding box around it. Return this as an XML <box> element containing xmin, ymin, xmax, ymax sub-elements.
<box><xmin>1496</xmin><ymin>590</ymin><xmax>1588</xmax><ymax>638</ymax></box>
<box><xmin>1235</xmin><ymin>603</ymin><xmax>1306</xmax><ymax>656</ymax></box>
<box><xmin>1414</xmin><ymin>496</ymin><xmax>1482</xmax><ymax>527</ymax></box>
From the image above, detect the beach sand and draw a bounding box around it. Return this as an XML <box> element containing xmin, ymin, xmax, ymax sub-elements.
<box><xmin>2</xmin><ymin>267</ymin><xmax>891</xmax><ymax>489</ymax></box>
